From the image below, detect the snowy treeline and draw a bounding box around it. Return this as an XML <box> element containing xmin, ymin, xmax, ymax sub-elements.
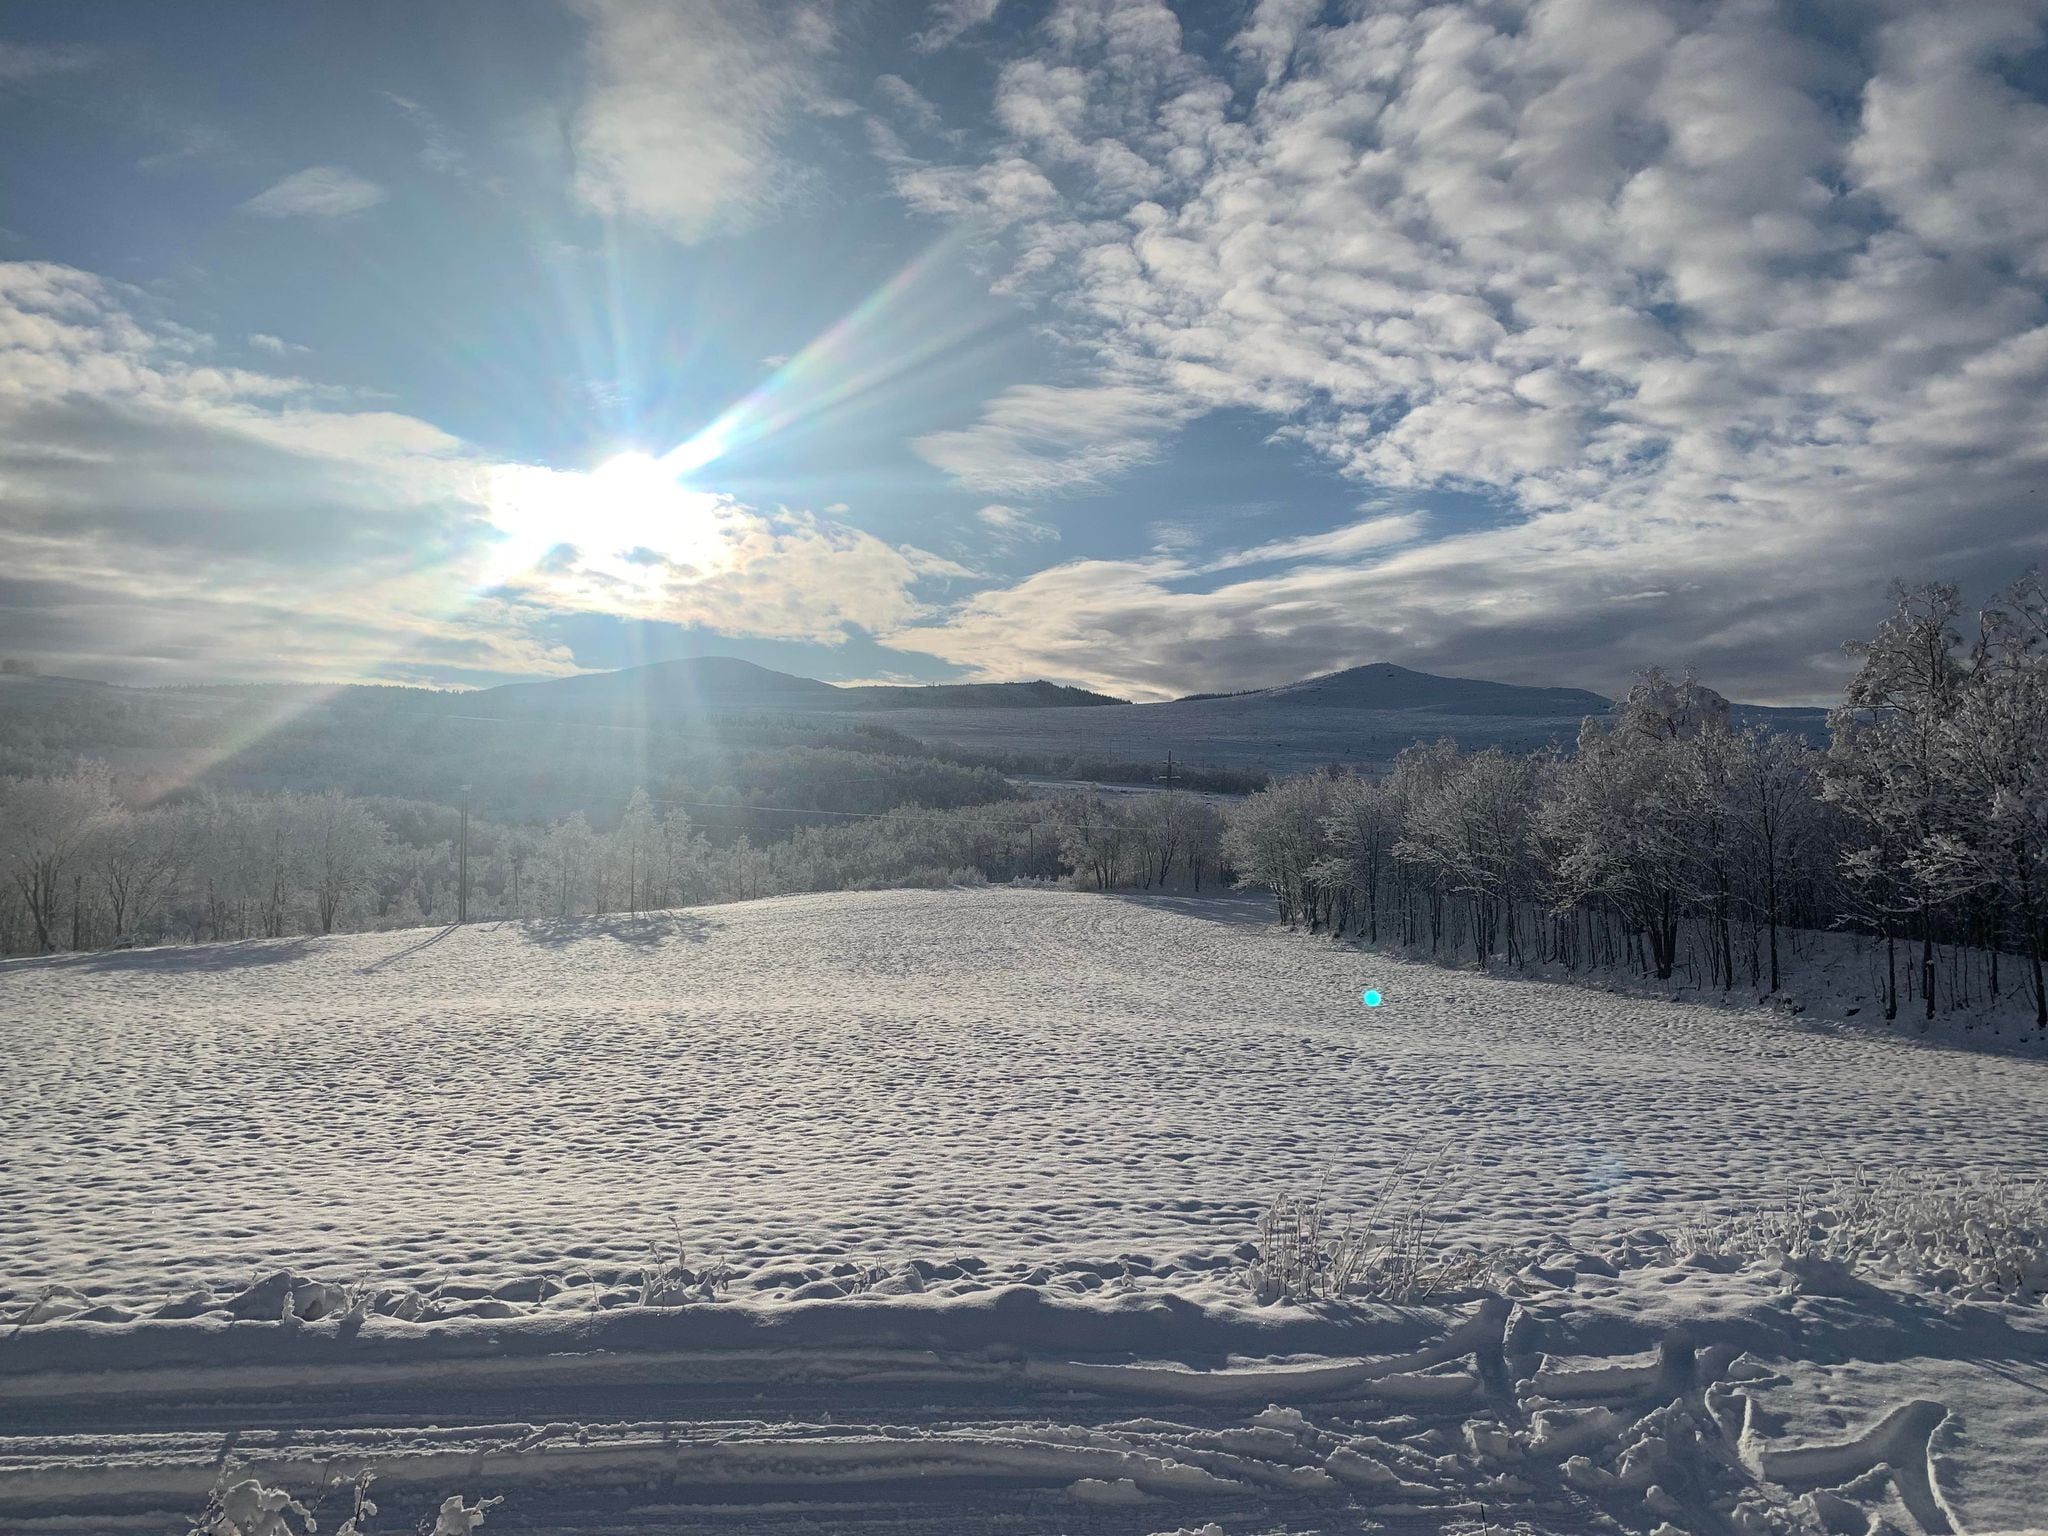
<box><xmin>1222</xmin><ymin>579</ymin><xmax>2048</xmax><ymax>1026</ymax></box>
<box><xmin>0</xmin><ymin>774</ymin><xmax>1224</xmax><ymax>957</ymax></box>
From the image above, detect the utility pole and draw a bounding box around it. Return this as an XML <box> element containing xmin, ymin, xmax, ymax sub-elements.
<box><xmin>458</xmin><ymin>783</ymin><xmax>471</xmax><ymax>924</ymax></box>
<box><xmin>1158</xmin><ymin>751</ymin><xmax>1178</xmax><ymax>790</ymax></box>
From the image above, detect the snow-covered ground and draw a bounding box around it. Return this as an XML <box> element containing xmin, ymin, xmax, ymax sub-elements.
<box><xmin>2</xmin><ymin>887</ymin><xmax>2044</xmax><ymax>1534</ymax></box>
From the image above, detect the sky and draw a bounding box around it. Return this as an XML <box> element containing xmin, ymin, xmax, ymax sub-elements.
<box><xmin>1</xmin><ymin>0</ymin><xmax>2044</xmax><ymax>705</ymax></box>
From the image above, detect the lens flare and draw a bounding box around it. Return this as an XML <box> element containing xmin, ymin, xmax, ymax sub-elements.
<box><xmin>656</xmin><ymin>235</ymin><xmax>988</xmax><ymax>481</ymax></box>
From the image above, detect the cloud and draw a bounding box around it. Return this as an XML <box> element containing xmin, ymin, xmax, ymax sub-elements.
<box><xmin>0</xmin><ymin>41</ymin><xmax>95</xmax><ymax>80</ymax></box>
<box><xmin>976</xmin><ymin>503</ymin><xmax>1057</xmax><ymax>547</ymax></box>
<box><xmin>876</xmin><ymin>74</ymin><xmax>946</xmax><ymax>136</ymax></box>
<box><xmin>0</xmin><ymin>261</ymin><xmax>976</xmax><ymax>684</ymax></box>
<box><xmin>1199</xmin><ymin>513</ymin><xmax>1424</xmax><ymax>573</ymax></box>
<box><xmin>382</xmin><ymin>91</ymin><xmax>470</xmax><ymax>177</ymax></box>
<box><xmin>247</xmin><ymin>333</ymin><xmax>307</xmax><ymax>357</ymax></box>
<box><xmin>138</xmin><ymin>126</ymin><xmax>231</xmax><ymax>172</ymax></box>
<box><xmin>916</xmin><ymin>0</ymin><xmax>1003</xmax><ymax>53</ymax></box>
<box><xmin>570</xmin><ymin>0</ymin><xmax>832</xmax><ymax>244</ymax></box>
<box><xmin>881</xmin><ymin>0</ymin><xmax>2048</xmax><ymax>703</ymax></box>
<box><xmin>240</xmin><ymin>167</ymin><xmax>386</xmax><ymax>219</ymax></box>
<box><xmin>915</xmin><ymin>382</ymin><xmax>1193</xmax><ymax>495</ymax></box>
<box><xmin>480</xmin><ymin>457</ymin><xmax>971</xmax><ymax>644</ymax></box>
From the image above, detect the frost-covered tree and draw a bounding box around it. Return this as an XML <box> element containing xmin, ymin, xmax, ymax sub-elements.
<box><xmin>1056</xmin><ymin>794</ymin><xmax>1133</xmax><ymax>892</ymax></box>
<box><xmin>613</xmin><ymin>787</ymin><xmax>659</xmax><ymax>912</ymax></box>
<box><xmin>1728</xmin><ymin>727</ymin><xmax>1816</xmax><ymax>993</ymax></box>
<box><xmin>0</xmin><ymin>764</ymin><xmax>119</xmax><ymax>951</ymax></box>
<box><xmin>92</xmin><ymin>805</ymin><xmax>185</xmax><ymax>943</ymax></box>
<box><xmin>542</xmin><ymin>812</ymin><xmax>597</xmax><ymax>918</ymax></box>
<box><xmin>1923</xmin><ymin>571</ymin><xmax>2048</xmax><ymax>1024</ymax></box>
<box><xmin>1223</xmin><ymin>774</ymin><xmax>1338</xmax><ymax>925</ymax></box>
<box><xmin>1382</xmin><ymin>740</ymin><xmax>1462</xmax><ymax>950</ymax></box>
<box><xmin>1823</xmin><ymin>584</ymin><xmax>1968</xmax><ymax>1020</ymax></box>
<box><xmin>1396</xmin><ymin>746</ymin><xmax>1549</xmax><ymax>964</ymax></box>
<box><xmin>300</xmin><ymin>790</ymin><xmax>390</xmax><ymax>935</ymax></box>
<box><xmin>1313</xmin><ymin>774</ymin><xmax>1396</xmax><ymax>941</ymax></box>
<box><xmin>653</xmin><ymin>806</ymin><xmax>702</xmax><ymax>908</ymax></box>
<box><xmin>1541</xmin><ymin>675</ymin><xmax>1710</xmax><ymax>981</ymax></box>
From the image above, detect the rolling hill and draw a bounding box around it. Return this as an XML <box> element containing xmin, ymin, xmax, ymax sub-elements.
<box><xmin>479</xmin><ymin>657</ymin><xmax>1126</xmax><ymax>717</ymax></box>
<box><xmin>469</xmin><ymin>656</ymin><xmax>1827</xmax><ymax>774</ymax></box>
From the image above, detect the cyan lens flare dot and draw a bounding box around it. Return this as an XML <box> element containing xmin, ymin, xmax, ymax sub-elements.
<box><xmin>1361</xmin><ymin>989</ymin><xmax>1383</xmax><ymax>1008</ymax></box>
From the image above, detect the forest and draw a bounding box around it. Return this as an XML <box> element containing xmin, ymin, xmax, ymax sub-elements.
<box><xmin>1223</xmin><ymin>579</ymin><xmax>2048</xmax><ymax>1026</ymax></box>
<box><xmin>3</xmin><ymin>577</ymin><xmax>2042</xmax><ymax>1030</ymax></box>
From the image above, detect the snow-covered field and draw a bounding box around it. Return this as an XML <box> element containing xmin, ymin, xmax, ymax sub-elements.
<box><xmin>2</xmin><ymin>887</ymin><xmax>2044</xmax><ymax>1534</ymax></box>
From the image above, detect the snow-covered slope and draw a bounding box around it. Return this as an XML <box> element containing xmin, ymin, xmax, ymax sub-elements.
<box><xmin>2</xmin><ymin>888</ymin><xmax>2044</xmax><ymax>1534</ymax></box>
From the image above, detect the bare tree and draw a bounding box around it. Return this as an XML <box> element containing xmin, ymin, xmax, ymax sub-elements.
<box><xmin>0</xmin><ymin>765</ymin><xmax>118</xmax><ymax>951</ymax></box>
<box><xmin>1823</xmin><ymin>584</ymin><xmax>1967</xmax><ymax>1020</ymax></box>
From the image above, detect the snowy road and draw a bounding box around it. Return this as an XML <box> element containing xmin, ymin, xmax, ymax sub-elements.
<box><xmin>3</xmin><ymin>887</ymin><xmax>2045</xmax><ymax>1533</ymax></box>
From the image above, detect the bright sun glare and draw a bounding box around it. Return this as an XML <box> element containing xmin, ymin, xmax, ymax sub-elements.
<box><xmin>481</xmin><ymin>451</ymin><xmax>728</xmax><ymax>592</ymax></box>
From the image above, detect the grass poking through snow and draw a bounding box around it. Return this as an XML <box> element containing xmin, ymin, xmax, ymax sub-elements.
<box><xmin>1246</xmin><ymin>1159</ymin><xmax>1496</xmax><ymax>1305</ymax></box>
<box><xmin>1677</xmin><ymin>1169</ymin><xmax>2048</xmax><ymax>1302</ymax></box>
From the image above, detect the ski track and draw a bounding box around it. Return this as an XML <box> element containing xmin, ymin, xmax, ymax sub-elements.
<box><xmin>3</xmin><ymin>886</ymin><xmax>2046</xmax><ymax>1534</ymax></box>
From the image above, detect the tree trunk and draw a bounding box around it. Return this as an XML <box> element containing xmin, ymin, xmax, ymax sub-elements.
<box><xmin>1885</xmin><ymin>926</ymin><xmax>1897</xmax><ymax>1021</ymax></box>
<box><xmin>1920</xmin><ymin>907</ymin><xmax>1936</xmax><ymax>1022</ymax></box>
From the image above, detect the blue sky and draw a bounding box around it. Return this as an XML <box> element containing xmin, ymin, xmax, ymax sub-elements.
<box><xmin>2</xmin><ymin>0</ymin><xmax>2045</xmax><ymax>702</ymax></box>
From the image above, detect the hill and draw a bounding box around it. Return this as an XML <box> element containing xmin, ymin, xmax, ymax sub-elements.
<box><xmin>0</xmin><ymin>658</ymin><xmax>1830</xmax><ymax>812</ymax></box>
<box><xmin>473</xmin><ymin>656</ymin><xmax>1828</xmax><ymax>773</ymax></box>
<box><xmin>478</xmin><ymin>657</ymin><xmax>1125</xmax><ymax>720</ymax></box>
<box><xmin>1254</xmin><ymin>661</ymin><xmax>1611</xmax><ymax>715</ymax></box>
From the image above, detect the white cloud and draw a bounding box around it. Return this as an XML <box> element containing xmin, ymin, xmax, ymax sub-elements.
<box><xmin>246</xmin><ymin>333</ymin><xmax>306</xmax><ymax>357</ymax></box>
<box><xmin>1200</xmin><ymin>513</ymin><xmax>1424</xmax><ymax>573</ymax></box>
<box><xmin>915</xmin><ymin>0</ymin><xmax>1003</xmax><ymax>53</ymax></box>
<box><xmin>570</xmin><ymin>0</ymin><xmax>832</xmax><ymax>244</ymax></box>
<box><xmin>976</xmin><ymin>503</ymin><xmax>1057</xmax><ymax>546</ymax></box>
<box><xmin>893</xmin><ymin>156</ymin><xmax>1060</xmax><ymax>225</ymax></box>
<box><xmin>240</xmin><ymin>167</ymin><xmax>386</xmax><ymax>220</ymax></box>
<box><xmin>882</xmin><ymin>0</ymin><xmax>2048</xmax><ymax>703</ymax></box>
<box><xmin>876</xmin><ymin>74</ymin><xmax>945</xmax><ymax>136</ymax></box>
<box><xmin>915</xmin><ymin>382</ymin><xmax>1192</xmax><ymax>495</ymax></box>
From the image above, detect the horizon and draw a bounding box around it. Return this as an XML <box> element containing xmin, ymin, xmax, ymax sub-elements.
<box><xmin>3</xmin><ymin>649</ymin><xmax>1821</xmax><ymax>713</ymax></box>
<box><xmin>5</xmin><ymin>2</ymin><xmax>2044</xmax><ymax>706</ymax></box>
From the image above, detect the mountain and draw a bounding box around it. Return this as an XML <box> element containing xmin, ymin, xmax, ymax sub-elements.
<box><xmin>481</xmin><ymin>657</ymin><xmax>843</xmax><ymax>716</ymax></box>
<box><xmin>1207</xmin><ymin>662</ymin><xmax>1612</xmax><ymax>717</ymax></box>
<box><xmin>843</xmin><ymin>679</ymin><xmax>1123</xmax><ymax>709</ymax></box>
<box><xmin>477</xmin><ymin>657</ymin><xmax>1125</xmax><ymax>720</ymax></box>
<box><xmin>467</xmin><ymin>655</ymin><xmax>1827</xmax><ymax>772</ymax></box>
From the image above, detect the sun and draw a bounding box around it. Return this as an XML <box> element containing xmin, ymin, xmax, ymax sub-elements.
<box><xmin>480</xmin><ymin>452</ymin><xmax>729</xmax><ymax>591</ymax></box>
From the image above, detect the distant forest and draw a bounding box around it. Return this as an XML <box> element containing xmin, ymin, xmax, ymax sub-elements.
<box><xmin>0</xmin><ymin>679</ymin><xmax>1243</xmax><ymax>956</ymax></box>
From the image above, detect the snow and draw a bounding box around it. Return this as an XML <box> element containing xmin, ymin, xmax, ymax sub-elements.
<box><xmin>2</xmin><ymin>885</ymin><xmax>2045</xmax><ymax>1534</ymax></box>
